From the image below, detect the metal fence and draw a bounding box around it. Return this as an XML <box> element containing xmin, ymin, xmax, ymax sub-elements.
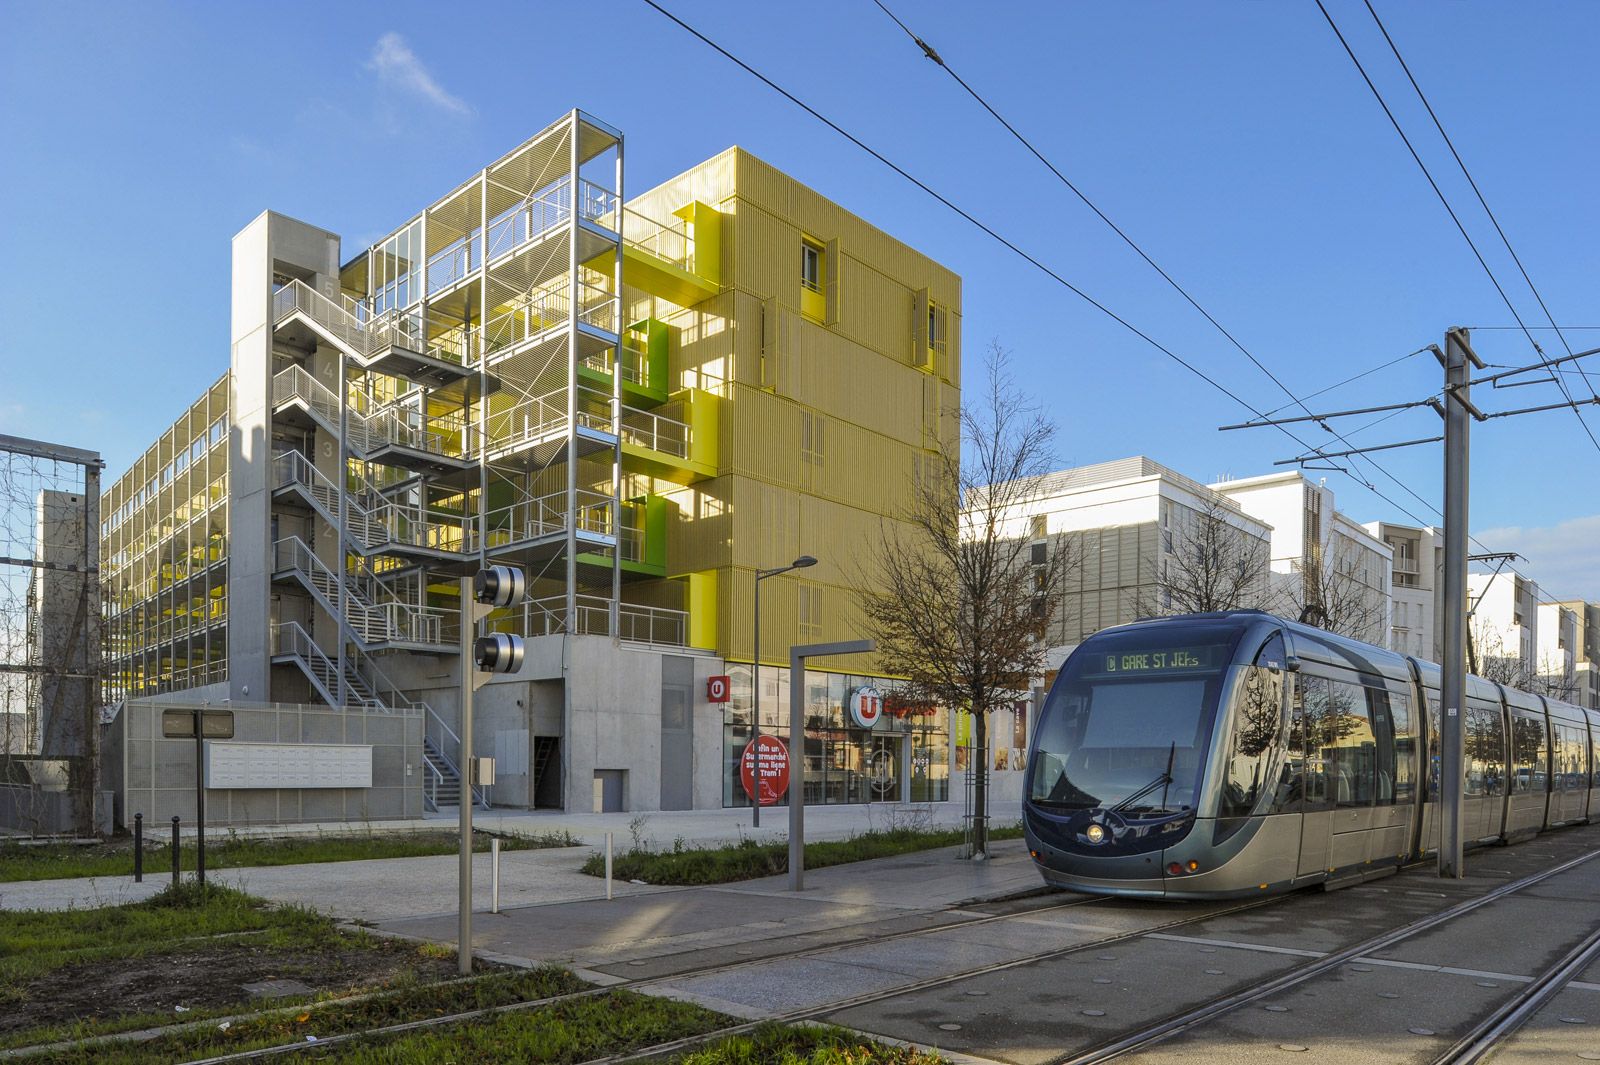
<box><xmin>0</xmin><ymin>433</ymin><xmax>104</xmax><ymax>836</ymax></box>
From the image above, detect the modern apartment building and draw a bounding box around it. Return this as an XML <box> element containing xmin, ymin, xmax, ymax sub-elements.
<box><xmin>1466</xmin><ymin>570</ymin><xmax>1540</xmax><ymax>684</ymax></box>
<box><xmin>1211</xmin><ymin>471</ymin><xmax>1392</xmax><ymax>647</ymax></box>
<box><xmin>999</xmin><ymin>457</ymin><xmax>1273</xmax><ymax>654</ymax></box>
<box><xmin>1556</xmin><ymin>600</ymin><xmax>1600</xmax><ymax>709</ymax></box>
<box><xmin>102</xmin><ymin>111</ymin><xmax>961</xmax><ymax>823</ymax></box>
<box><xmin>1537</xmin><ymin>602</ymin><xmax>1580</xmax><ymax>701</ymax></box>
<box><xmin>1362</xmin><ymin>521</ymin><xmax>1442</xmax><ymax>658</ymax></box>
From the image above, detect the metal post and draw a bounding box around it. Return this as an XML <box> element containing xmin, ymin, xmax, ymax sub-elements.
<box><xmin>752</xmin><ymin>572</ymin><xmax>761</xmax><ymax>828</ymax></box>
<box><xmin>1439</xmin><ymin>327</ymin><xmax>1477</xmax><ymax>879</ymax></box>
<box><xmin>491</xmin><ymin>837</ymin><xmax>500</xmax><ymax>914</ymax></box>
<box><xmin>605</xmin><ymin>832</ymin><xmax>614</xmax><ymax>900</ymax></box>
<box><xmin>788</xmin><ymin>639</ymin><xmax>875</xmax><ymax>892</ymax></box>
<box><xmin>133</xmin><ymin>813</ymin><xmax>143</xmax><ymax>882</ymax></box>
<box><xmin>170</xmin><ymin>815</ymin><xmax>180</xmax><ymax>886</ymax></box>
<box><xmin>459</xmin><ymin>574</ymin><xmax>475</xmax><ymax>975</ymax></box>
<box><xmin>194</xmin><ymin>709</ymin><xmax>206</xmax><ymax>888</ymax></box>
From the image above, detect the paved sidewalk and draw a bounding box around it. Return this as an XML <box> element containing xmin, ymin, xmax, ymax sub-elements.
<box><xmin>378</xmin><ymin>839</ymin><xmax>1040</xmax><ymax>973</ymax></box>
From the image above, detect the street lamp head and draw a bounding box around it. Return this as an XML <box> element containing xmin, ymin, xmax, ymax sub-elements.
<box><xmin>793</xmin><ymin>555</ymin><xmax>818</xmax><ymax>569</ymax></box>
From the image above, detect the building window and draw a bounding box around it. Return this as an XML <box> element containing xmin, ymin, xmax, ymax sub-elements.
<box><xmin>928</xmin><ymin>301</ymin><xmax>947</xmax><ymax>355</ymax></box>
<box><xmin>799</xmin><ymin>585</ymin><xmax>823</xmax><ymax>641</ymax></box>
<box><xmin>801</xmin><ymin>412</ymin><xmax>826</xmax><ymax>466</ymax></box>
<box><xmin>801</xmin><ymin>241</ymin><xmax>822</xmax><ymax>293</ymax></box>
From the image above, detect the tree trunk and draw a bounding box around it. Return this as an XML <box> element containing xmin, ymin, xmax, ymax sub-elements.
<box><xmin>971</xmin><ymin>710</ymin><xmax>989</xmax><ymax>858</ymax></box>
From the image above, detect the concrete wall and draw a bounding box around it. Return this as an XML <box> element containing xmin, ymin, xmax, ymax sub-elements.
<box><xmin>116</xmin><ymin>699</ymin><xmax>422</xmax><ymax>827</ymax></box>
<box><xmin>229</xmin><ymin>211</ymin><xmax>340</xmax><ymax>704</ymax></box>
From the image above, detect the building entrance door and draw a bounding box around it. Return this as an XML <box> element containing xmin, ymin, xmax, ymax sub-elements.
<box><xmin>867</xmin><ymin>735</ymin><xmax>902</xmax><ymax>802</ymax></box>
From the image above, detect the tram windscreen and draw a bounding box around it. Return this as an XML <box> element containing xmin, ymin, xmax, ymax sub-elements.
<box><xmin>1028</xmin><ymin>626</ymin><xmax>1240</xmax><ymax>813</ymax></box>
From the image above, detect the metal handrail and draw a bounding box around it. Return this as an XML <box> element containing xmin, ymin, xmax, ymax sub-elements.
<box><xmin>619</xmin><ymin>402</ymin><xmax>690</xmax><ymax>459</ymax></box>
<box><xmin>510</xmin><ymin>594</ymin><xmax>687</xmax><ymax>646</ymax></box>
<box><xmin>482</xmin><ymin>384</ymin><xmax>616</xmax><ymax>458</ymax></box>
<box><xmin>274</xmin><ymin>448</ymin><xmax>467</xmax><ymax>555</ymax></box>
<box><xmin>623</xmin><ymin>208</ymin><xmax>693</xmax><ymax>272</ymax></box>
<box><xmin>473</xmin><ymin>488</ymin><xmax>615</xmax><ymax>550</ymax></box>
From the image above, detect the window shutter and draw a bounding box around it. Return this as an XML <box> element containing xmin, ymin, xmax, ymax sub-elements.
<box><xmin>912</xmin><ymin>288</ymin><xmax>930</xmax><ymax>368</ymax></box>
<box><xmin>823</xmin><ymin>237</ymin><xmax>841</xmax><ymax>325</ymax></box>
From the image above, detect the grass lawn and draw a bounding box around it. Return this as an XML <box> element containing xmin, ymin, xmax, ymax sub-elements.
<box><xmin>581</xmin><ymin>824</ymin><xmax>1025</xmax><ymax>886</ymax></box>
<box><xmin>0</xmin><ymin>827</ymin><xmax>580</xmax><ymax>883</ymax></box>
<box><xmin>0</xmin><ymin>882</ymin><xmax>494</xmax><ymax>1053</ymax></box>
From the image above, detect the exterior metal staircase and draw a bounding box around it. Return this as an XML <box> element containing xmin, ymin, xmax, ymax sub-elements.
<box><xmin>269</xmin><ymin>619</ymin><xmax>485</xmax><ymax>811</ymax></box>
<box><xmin>270</xmin><ymin>535</ymin><xmax>450</xmax><ymax>648</ymax></box>
<box><xmin>272</xmin><ymin>449</ymin><xmax>465</xmax><ymax>559</ymax></box>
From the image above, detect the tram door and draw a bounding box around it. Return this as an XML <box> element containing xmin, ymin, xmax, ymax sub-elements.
<box><xmin>1293</xmin><ymin>676</ymin><xmax>1333</xmax><ymax>878</ymax></box>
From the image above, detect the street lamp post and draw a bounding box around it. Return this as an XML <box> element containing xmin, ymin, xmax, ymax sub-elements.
<box><xmin>752</xmin><ymin>555</ymin><xmax>816</xmax><ymax>828</ymax></box>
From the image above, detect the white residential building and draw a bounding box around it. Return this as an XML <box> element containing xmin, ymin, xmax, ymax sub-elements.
<box><xmin>1556</xmin><ymin>600</ymin><xmax>1600</xmax><ymax>709</ymax></box>
<box><xmin>1467</xmin><ymin>571</ymin><xmax>1540</xmax><ymax>684</ymax></box>
<box><xmin>1363</xmin><ymin>521</ymin><xmax>1442</xmax><ymax>660</ymax></box>
<box><xmin>1537</xmin><ymin>602</ymin><xmax>1580</xmax><ymax>702</ymax></box>
<box><xmin>1211</xmin><ymin>471</ymin><xmax>1393</xmax><ymax>647</ymax></box>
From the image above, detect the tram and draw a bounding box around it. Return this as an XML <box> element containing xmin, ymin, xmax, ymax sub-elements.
<box><xmin>1023</xmin><ymin>610</ymin><xmax>1600</xmax><ymax>899</ymax></box>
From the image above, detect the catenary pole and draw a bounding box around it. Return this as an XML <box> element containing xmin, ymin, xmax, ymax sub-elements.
<box><xmin>1438</xmin><ymin>327</ymin><xmax>1481</xmax><ymax>879</ymax></box>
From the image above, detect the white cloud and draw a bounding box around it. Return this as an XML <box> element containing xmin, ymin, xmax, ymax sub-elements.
<box><xmin>1477</xmin><ymin>514</ymin><xmax>1600</xmax><ymax>602</ymax></box>
<box><xmin>367</xmin><ymin>33</ymin><xmax>472</xmax><ymax>116</ymax></box>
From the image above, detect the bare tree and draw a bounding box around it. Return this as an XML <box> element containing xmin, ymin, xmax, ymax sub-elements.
<box><xmin>1532</xmin><ymin>653</ymin><xmax>1579</xmax><ymax>702</ymax></box>
<box><xmin>1467</xmin><ymin>618</ymin><xmax>1530</xmax><ymax>688</ymax></box>
<box><xmin>1290</xmin><ymin>541</ymin><xmax>1385</xmax><ymax>643</ymax></box>
<box><xmin>857</xmin><ymin>343</ymin><xmax>1074</xmax><ymax>859</ymax></box>
<box><xmin>1135</xmin><ymin>494</ymin><xmax>1272</xmax><ymax>618</ymax></box>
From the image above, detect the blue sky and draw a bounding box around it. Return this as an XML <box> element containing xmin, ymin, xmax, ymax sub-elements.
<box><xmin>2</xmin><ymin>1</ymin><xmax>1596</xmax><ymax>598</ymax></box>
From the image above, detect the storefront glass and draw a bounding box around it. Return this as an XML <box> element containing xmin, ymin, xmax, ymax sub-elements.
<box><xmin>721</xmin><ymin>664</ymin><xmax>950</xmax><ymax>809</ymax></box>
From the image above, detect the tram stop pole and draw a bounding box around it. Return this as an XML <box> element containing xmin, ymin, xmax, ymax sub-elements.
<box><xmin>789</xmin><ymin>639</ymin><xmax>875</xmax><ymax>892</ymax></box>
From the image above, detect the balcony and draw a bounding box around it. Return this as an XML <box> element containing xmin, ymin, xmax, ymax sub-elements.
<box><xmin>621</xmin><ymin>388</ymin><xmax>717</xmax><ymax>483</ymax></box>
<box><xmin>615</xmin><ymin>202</ymin><xmax>721</xmax><ymax>307</ymax></box>
<box><xmin>501</xmin><ymin>594</ymin><xmax>688</xmax><ymax>648</ymax></box>
<box><xmin>480</xmin><ymin>385</ymin><xmax>617</xmax><ymax>466</ymax></box>
<box><xmin>471</xmin><ymin>489</ymin><xmax>616</xmax><ymax>561</ymax></box>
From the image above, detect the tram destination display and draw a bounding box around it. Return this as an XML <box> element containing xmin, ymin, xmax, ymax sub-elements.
<box><xmin>1084</xmin><ymin>643</ymin><xmax>1229</xmax><ymax>678</ymax></box>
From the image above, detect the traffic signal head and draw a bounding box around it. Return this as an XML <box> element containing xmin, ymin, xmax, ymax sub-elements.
<box><xmin>474</xmin><ymin>565</ymin><xmax>526</xmax><ymax>608</ymax></box>
<box><xmin>474</xmin><ymin>633</ymin><xmax>525</xmax><ymax>674</ymax></box>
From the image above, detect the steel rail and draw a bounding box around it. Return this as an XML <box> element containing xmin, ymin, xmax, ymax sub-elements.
<box><xmin>1436</xmin><ymin>922</ymin><xmax>1600</xmax><ymax>1065</ymax></box>
<box><xmin>164</xmin><ymin>888</ymin><xmax>1287</xmax><ymax>1064</ymax></box>
<box><xmin>1051</xmin><ymin>843</ymin><xmax>1600</xmax><ymax>1065</ymax></box>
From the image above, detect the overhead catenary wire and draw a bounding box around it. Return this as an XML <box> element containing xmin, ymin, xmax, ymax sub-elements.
<box><xmin>640</xmin><ymin>0</ymin><xmax>1574</xmax><ymax>606</ymax></box>
<box><xmin>1363</xmin><ymin>0</ymin><xmax>1600</xmax><ymax>406</ymax></box>
<box><xmin>1313</xmin><ymin>0</ymin><xmax>1600</xmax><ymax>459</ymax></box>
<box><xmin>861</xmin><ymin>0</ymin><xmax>1558</xmax><ymax>592</ymax></box>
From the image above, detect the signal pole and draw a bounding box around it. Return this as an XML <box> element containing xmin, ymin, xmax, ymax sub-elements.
<box><xmin>1437</xmin><ymin>327</ymin><xmax>1483</xmax><ymax>879</ymax></box>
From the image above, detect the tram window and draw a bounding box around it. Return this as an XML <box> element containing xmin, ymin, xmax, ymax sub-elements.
<box><xmin>1368</xmin><ymin>686</ymin><xmax>1395</xmax><ymax>805</ymax></box>
<box><xmin>1218</xmin><ymin>657</ymin><xmax>1283</xmax><ymax>819</ymax></box>
<box><xmin>1509</xmin><ymin>714</ymin><xmax>1545</xmax><ymax>794</ymax></box>
<box><xmin>1466</xmin><ymin>705</ymin><xmax>1505</xmax><ymax>798</ymax></box>
<box><xmin>1271</xmin><ymin>677</ymin><xmax>1308</xmax><ymax>814</ymax></box>
<box><xmin>1324</xmin><ymin>680</ymin><xmax>1376</xmax><ymax>808</ymax></box>
<box><xmin>1425</xmin><ymin>694</ymin><xmax>1441</xmax><ymax>802</ymax></box>
<box><xmin>1301</xmin><ymin>677</ymin><xmax>1333</xmax><ymax>810</ymax></box>
<box><xmin>1256</xmin><ymin>634</ymin><xmax>1287</xmax><ymax>672</ymax></box>
<box><xmin>1390</xmin><ymin>690</ymin><xmax>1415</xmax><ymax>804</ymax></box>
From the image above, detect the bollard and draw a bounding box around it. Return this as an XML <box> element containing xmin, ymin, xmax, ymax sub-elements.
<box><xmin>133</xmin><ymin>813</ymin><xmax>143</xmax><ymax>883</ymax></box>
<box><xmin>605</xmin><ymin>832</ymin><xmax>613</xmax><ymax>901</ymax></box>
<box><xmin>491</xmin><ymin>837</ymin><xmax>500</xmax><ymax>914</ymax></box>
<box><xmin>170</xmin><ymin>815</ymin><xmax>181</xmax><ymax>887</ymax></box>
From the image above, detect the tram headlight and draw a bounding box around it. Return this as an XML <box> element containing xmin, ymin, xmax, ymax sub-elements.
<box><xmin>1084</xmin><ymin>823</ymin><xmax>1107</xmax><ymax>845</ymax></box>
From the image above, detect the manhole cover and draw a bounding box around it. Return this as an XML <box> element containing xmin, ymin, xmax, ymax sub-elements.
<box><xmin>242</xmin><ymin>979</ymin><xmax>313</xmax><ymax>1000</ymax></box>
<box><xmin>938</xmin><ymin>1023</ymin><xmax>962</xmax><ymax>1032</ymax></box>
<box><xmin>1265</xmin><ymin>1005</ymin><xmax>1291</xmax><ymax>1013</ymax></box>
<box><xmin>1409</xmin><ymin>1028</ymin><xmax>1436</xmax><ymax>1036</ymax></box>
<box><xmin>1082</xmin><ymin>1009</ymin><xmax>1106</xmax><ymax>1017</ymax></box>
<box><xmin>1279</xmin><ymin>1045</ymin><xmax>1309</xmax><ymax>1053</ymax></box>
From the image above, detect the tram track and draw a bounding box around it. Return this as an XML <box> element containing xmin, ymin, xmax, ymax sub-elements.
<box><xmin>13</xmin><ymin>885</ymin><xmax>1102</xmax><ymax>1063</ymax></box>
<box><xmin>150</xmin><ymin>881</ymin><xmax>1291</xmax><ymax>1063</ymax></box>
<box><xmin>1436</xmin><ymin>922</ymin><xmax>1600</xmax><ymax>1065</ymax></box>
<box><xmin>1045</xmin><ymin>843</ymin><xmax>1600</xmax><ymax>1065</ymax></box>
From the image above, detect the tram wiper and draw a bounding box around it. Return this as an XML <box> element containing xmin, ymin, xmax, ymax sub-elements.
<box><xmin>1109</xmin><ymin>742</ymin><xmax>1176</xmax><ymax>815</ymax></box>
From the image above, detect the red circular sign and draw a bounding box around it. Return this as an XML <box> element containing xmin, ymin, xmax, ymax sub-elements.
<box><xmin>740</xmin><ymin>735</ymin><xmax>790</xmax><ymax>805</ymax></box>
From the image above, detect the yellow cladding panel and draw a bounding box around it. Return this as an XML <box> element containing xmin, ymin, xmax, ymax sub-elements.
<box><xmin>726</xmin><ymin>387</ymin><xmax>803</xmax><ymax>488</ymax></box>
<box><xmin>687</xmin><ymin>569</ymin><xmax>718</xmax><ymax>650</ymax></box>
<box><xmin>781</xmin><ymin>311</ymin><xmax>922</xmax><ymax>447</ymax></box>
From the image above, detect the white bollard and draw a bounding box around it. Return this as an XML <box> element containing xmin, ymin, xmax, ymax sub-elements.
<box><xmin>491</xmin><ymin>837</ymin><xmax>500</xmax><ymax>914</ymax></box>
<box><xmin>605</xmin><ymin>832</ymin><xmax>613</xmax><ymax>901</ymax></box>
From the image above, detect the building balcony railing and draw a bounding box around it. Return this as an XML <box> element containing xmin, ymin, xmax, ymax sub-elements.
<box><xmin>428</xmin><ymin>176</ymin><xmax>620</xmax><ymax>298</ymax></box>
<box><xmin>500</xmin><ymin>594</ymin><xmax>687</xmax><ymax>647</ymax></box>
<box><xmin>620</xmin><ymin>404</ymin><xmax>690</xmax><ymax>459</ymax></box>
<box><xmin>1393</xmin><ymin>556</ymin><xmax>1420</xmax><ymax>575</ymax></box>
<box><xmin>470</xmin><ymin>489</ymin><xmax>615</xmax><ymax>552</ymax></box>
